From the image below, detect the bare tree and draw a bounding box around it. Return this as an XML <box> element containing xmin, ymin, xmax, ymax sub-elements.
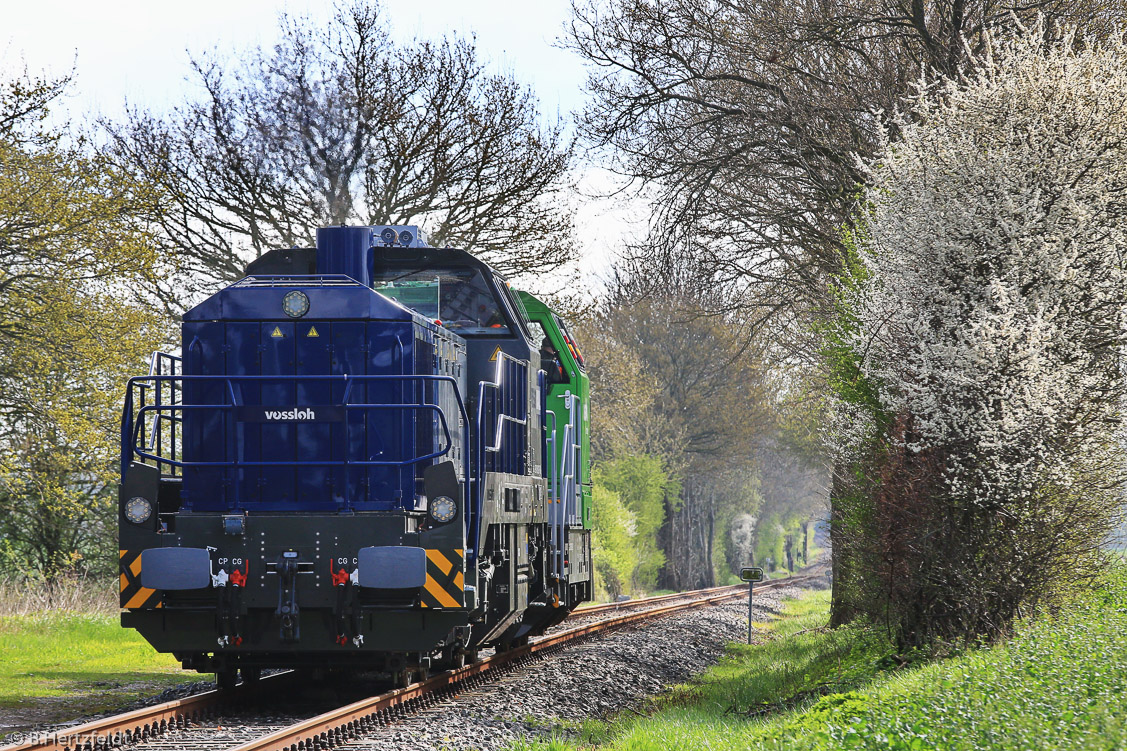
<box><xmin>105</xmin><ymin>1</ymin><xmax>576</xmax><ymax>308</ymax></box>
<box><xmin>568</xmin><ymin>0</ymin><xmax>1121</xmax><ymax>312</ymax></box>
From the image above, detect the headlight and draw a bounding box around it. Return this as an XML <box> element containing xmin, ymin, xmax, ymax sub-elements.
<box><xmin>282</xmin><ymin>290</ymin><xmax>309</xmax><ymax>318</ymax></box>
<box><xmin>125</xmin><ymin>496</ymin><xmax>153</xmax><ymax>524</ymax></box>
<box><xmin>430</xmin><ymin>496</ymin><xmax>457</xmax><ymax>523</ymax></box>
<box><xmin>398</xmin><ymin>229</ymin><xmax>413</xmax><ymax>246</ymax></box>
<box><xmin>380</xmin><ymin>228</ymin><xmax>397</xmax><ymax>245</ymax></box>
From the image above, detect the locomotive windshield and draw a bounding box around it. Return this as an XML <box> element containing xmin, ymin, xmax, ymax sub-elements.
<box><xmin>372</xmin><ymin>266</ymin><xmax>511</xmax><ymax>335</ymax></box>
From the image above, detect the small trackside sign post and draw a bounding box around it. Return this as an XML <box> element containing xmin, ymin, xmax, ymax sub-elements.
<box><xmin>740</xmin><ymin>566</ymin><xmax>765</xmax><ymax>644</ymax></box>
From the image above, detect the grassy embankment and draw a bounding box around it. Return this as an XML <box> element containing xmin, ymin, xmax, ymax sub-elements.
<box><xmin>522</xmin><ymin>569</ymin><xmax>1127</xmax><ymax>750</ymax></box>
<box><xmin>0</xmin><ymin>579</ymin><xmax>185</xmax><ymax>730</ymax></box>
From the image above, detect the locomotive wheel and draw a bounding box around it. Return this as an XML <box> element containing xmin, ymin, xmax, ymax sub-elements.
<box><xmin>240</xmin><ymin>666</ymin><xmax>261</xmax><ymax>685</ymax></box>
<box><xmin>216</xmin><ymin>669</ymin><xmax>238</xmax><ymax>691</ymax></box>
<box><xmin>500</xmin><ymin>636</ymin><xmax>529</xmax><ymax>652</ymax></box>
<box><xmin>439</xmin><ymin>645</ymin><xmax>466</xmax><ymax>670</ymax></box>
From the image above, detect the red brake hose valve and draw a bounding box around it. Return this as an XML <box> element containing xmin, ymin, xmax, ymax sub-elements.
<box><xmin>230</xmin><ymin>564</ymin><xmax>248</xmax><ymax>588</ymax></box>
<box><xmin>330</xmin><ymin>562</ymin><xmax>349</xmax><ymax>587</ymax></box>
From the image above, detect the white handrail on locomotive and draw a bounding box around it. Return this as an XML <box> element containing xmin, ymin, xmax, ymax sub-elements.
<box><xmin>544</xmin><ymin>391</ymin><xmax>582</xmax><ymax>584</ymax></box>
<box><xmin>473</xmin><ymin>349</ymin><xmax>530</xmax><ymax>567</ymax></box>
<box><xmin>478</xmin><ymin>351</ymin><xmax>530</xmax><ymax>454</ymax></box>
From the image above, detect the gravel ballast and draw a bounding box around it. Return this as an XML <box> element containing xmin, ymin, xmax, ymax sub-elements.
<box><xmin>339</xmin><ymin>583</ymin><xmax>810</xmax><ymax>751</ymax></box>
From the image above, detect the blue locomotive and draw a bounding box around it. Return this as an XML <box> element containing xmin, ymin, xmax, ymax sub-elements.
<box><xmin>118</xmin><ymin>226</ymin><xmax>592</xmax><ymax>686</ymax></box>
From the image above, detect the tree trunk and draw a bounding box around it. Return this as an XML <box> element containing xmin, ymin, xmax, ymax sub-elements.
<box><xmin>829</xmin><ymin>461</ymin><xmax>856</xmax><ymax>628</ymax></box>
<box><xmin>704</xmin><ymin>488</ymin><xmax>716</xmax><ymax>587</ymax></box>
<box><xmin>657</xmin><ymin>485</ymin><xmax>676</xmax><ymax>590</ymax></box>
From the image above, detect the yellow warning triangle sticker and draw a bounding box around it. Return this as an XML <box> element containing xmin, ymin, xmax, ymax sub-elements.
<box><xmin>270</xmin><ymin>326</ymin><xmax>284</xmax><ymax>338</ymax></box>
<box><xmin>306</xmin><ymin>326</ymin><xmax>320</xmax><ymax>338</ymax></box>
<box><xmin>490</xmin><ymin>346</ymin><xmax>502</xmax><ymax>361</ymax></box>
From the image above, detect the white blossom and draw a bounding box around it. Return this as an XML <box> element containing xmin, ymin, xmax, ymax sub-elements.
<box><xmin>847</xmin><ymin>21</ymin><xmax>1127</xmax><ymax>510</ymax></box>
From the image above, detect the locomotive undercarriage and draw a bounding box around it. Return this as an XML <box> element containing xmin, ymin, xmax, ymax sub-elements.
<box><xmin>121</xmin><ymin>507</ymin><xmax>590</xmax><ymax>677</ymax></box>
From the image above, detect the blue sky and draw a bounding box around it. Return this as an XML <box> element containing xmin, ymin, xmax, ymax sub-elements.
<box><xmin>2</xmin><ymin>0</ymin><xmax>586</xmax><ymax>121</ymax></box>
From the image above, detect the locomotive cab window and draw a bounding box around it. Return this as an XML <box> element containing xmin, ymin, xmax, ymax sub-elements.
<box><xmin>527</xmin><ymin>320</ymin><xmax>570</xmax><ymax>385</ymax></box>
<box><xmin>555</xmin><ymin>315</ymin><xmax>586</xmax><ymax>370</ymax></box>
<box><xmin>527</xmin><ymin>320</ymin><xmax>548</xmax><ymax>348</ymax></box>
<box><xmin>493</xmin><ymin>273</ymin><xmax>535</xmax><ymax>342</ymax></box>
<box><xmin>372</xmin><ymin>267</ymin><xmax>510</xmax><ymax>335</ymax></box>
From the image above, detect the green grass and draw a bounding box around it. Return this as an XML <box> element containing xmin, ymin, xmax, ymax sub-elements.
<box><xmin>518</xmin><ymin>569</ymin><xmax>1127</xmax><ymax>751</ymax></box>
<box><xmin>0</xmin><ymin>611</ymin><xmax>187</xmax><ymax>729</ymax></box>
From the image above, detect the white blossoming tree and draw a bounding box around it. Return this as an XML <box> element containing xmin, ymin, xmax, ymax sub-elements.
<box><xmin>832</xmin><ymin>22</ymin><xmax>1127</xmax><ymax>644</ymax></box>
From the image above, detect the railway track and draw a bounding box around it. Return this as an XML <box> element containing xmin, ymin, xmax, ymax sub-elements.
<box><xmin>3</xmin><ymin>575</ymin><xmax>811</xmax><ymax>751</ymax></box>
<box><xmin>574</xmin><ymin>582</ymin><xmax>747</xmax><ymax>615</ymax></box>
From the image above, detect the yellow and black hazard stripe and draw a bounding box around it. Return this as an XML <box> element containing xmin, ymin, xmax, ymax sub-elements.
<box><xmin>420</xmin><ymin>549</ymin><xmax>464</xmax><ymax>609</ymax></box>
<box><xmin>119</xmin><ymin>549</ymin><xmax>162</xmax><ymax>610</ymax></box>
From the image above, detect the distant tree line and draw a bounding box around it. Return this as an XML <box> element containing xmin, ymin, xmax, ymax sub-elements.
<box><xmin>577</xmin><ymin>261</ymin><xmax>827</xmax><ymax>598</ymax></box>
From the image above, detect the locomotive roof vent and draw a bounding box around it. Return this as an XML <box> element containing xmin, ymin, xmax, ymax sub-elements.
<box><xmin>374</xmin><ymin>225</ymin><xmax>429</xmax><ymax>249</ymax></box>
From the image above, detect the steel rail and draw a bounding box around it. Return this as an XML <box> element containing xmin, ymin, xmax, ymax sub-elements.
<box><xmin>0</xmin><ymin>576</ymin><xmax>810</xmax><ymax>751</ymax></box>
<box><xmin>574</xmin><ymin>582</ymin><xmax>747</xmax><ymax>616</ymax></box>
<box><xmin>574</xmin><ymin>568</ymin><xmax>823</xmax><ymax>618</ymax></box>
<box><xmin>0</xmin><ymin>673</ymin><xmax>294</xmax><ymax>751</ymax></box>
<box><xmin>228</xmin><ymin>575</ymin><xmax>812</xmax><ymax>751</ymax></box>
